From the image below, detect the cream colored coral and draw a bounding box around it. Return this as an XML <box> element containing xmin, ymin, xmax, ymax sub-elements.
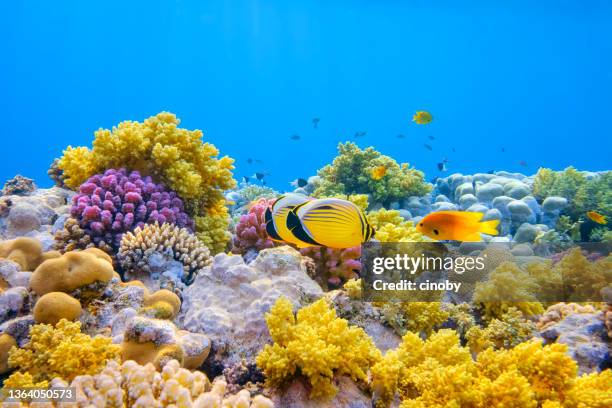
<box><xmin>119</xmin><ymin>222</ymin><xmax>211</xmax><ymax>282</ymax></box>
<box><xmin>65</xmin><ymin>359</ymin><xmax>273</xmax><ymax>408</ymax></box>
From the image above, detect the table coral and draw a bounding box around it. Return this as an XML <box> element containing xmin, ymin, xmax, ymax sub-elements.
<box><xmin>56</xmin><ymin>112</ymin><xmax>236</xmax><ymax>254</ymax></box>
<box><xmin>66</xmin><ymin>168</ymin><xmax>193</xmax><ymax>254</ymax></box>
<box><xmin>256</xmin><ymin>296</ymin><xmax>381</xmax><ymax>398</ymax></box>
<box><xmin>60</xmin><ymin>358</ymin><xmax>273</xmax><ymax>408</ymax></box>
<box><xmin>313</xmin><ymin>142</ymin><xmax>431</xmax><ymax>205</ymax></box>
<box><xmin>372</xmin><ymin>329</ymin><xmax>612</xmax><ymax>408</ymax></box>
<box><xmin>232</xmin><ymin>198</ymin><xmax>276</xmax><ymax>256</ymax></box>
<box><xmin>119</xmin><ymin>222</ymin><xmax>212</xmax><ymax>286</ymax></box>
<box><xmin>5</xmin><ymin>319</ymin><xmax>120</xmax><ymax>387</ymax></box>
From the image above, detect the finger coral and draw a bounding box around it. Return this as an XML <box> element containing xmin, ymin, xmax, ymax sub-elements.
<box><xmin>313</xmin><ymin>142</ymin><xmax>431</xmax><ymax>206</ymax></box>
<box><xmin>372</xmin><ymin>329</ymin><xmax>612</xmax><ymax>408</ymax></box>
<box><xmin>232</xmin><ymin>198</ymin><xmax>276</xmax><ymax>256</ymax></box>
<box><xmin>119</xmin><ymin>222</ymin><xmax>212</xmax><ymax>286</ymax></box>
<box><xmin>6</xmin><ymin>319</ymin><xmax>120</xmax><ymax>387</ymax></box>
<box><xmin>66</xmin><ymin>168</ymin><xmax>193</xmax><ymax>254</ymax></box>
<box><xmin>56</xmin><ymin>112</ymin><xmax>236</xmax><ymax>254</ymax></box>
<box><xmin>61</xmin><ymin>358</ymin><xmax>273</xmax><ymax>407</ymax></box>
<box><xmin>256</xmin><ymin>297</ymin><xmax>381</xmax><ymax>399</ymax></box>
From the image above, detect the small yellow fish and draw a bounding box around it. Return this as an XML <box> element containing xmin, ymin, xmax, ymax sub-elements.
<box><xmin>370</xmin><ymin>165</ymin><xmax>387</xmax><ymax>180</ymax></box>
<box><xmin>586</xmin><ymin>211</ymin><xmax>607</xmax><ymax>225</ymax></box>
<box><xmin>416</xmin><ymin>211</ymin><xmax>499</xmax><ymax>242</ymax></box>
<box><xmin>413</xmin><ymin>110</ymin><xmax>433</xmax><ymax>125</ymax></box>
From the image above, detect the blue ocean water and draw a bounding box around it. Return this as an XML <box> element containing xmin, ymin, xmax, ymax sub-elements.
<box><xmin>2</xmin><ymin>0</ymin><xmax>611</xmax><ymax>191</ymax></box>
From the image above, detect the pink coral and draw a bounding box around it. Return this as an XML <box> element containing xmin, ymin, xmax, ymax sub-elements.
<box><xmin>70</xmin><ymin>168</ymin><xmax>193</xmax><ymax>251</ymax></box>
<box><xmin>300</xmin><ymin>245</ymin><xmax>361</xmax><ymax>289</ymax></box>
<box><xmin>232</xmin><ymin>198</ymin><xmax>275</xmax><ymax>255</ymax></box>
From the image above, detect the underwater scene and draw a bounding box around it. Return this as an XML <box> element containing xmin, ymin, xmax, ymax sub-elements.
<box><xmin>1</xmin><ymin>1</ymin><xmax>611</xmax><ymax>407</ymax></box>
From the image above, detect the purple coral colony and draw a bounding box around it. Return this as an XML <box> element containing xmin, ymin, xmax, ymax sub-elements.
<box><xmin>0</xmin><ymin>112</ymin><xmax>610</xmax><ymax>407</ymax></box>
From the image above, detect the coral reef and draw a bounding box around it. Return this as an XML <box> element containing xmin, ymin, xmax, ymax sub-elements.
<box><xmin>366</xmin><ymin>208</ymin><xmax>425</xmax><ymax>242</ymax></box>
<box><xmin>5</xmin><ymin>319</ymin><xmax>120</xmax><ymax>387</ymax></box>
<box><xmin>256</xmin><ymin>297</ymin><xmax>381</xmax><ymax>398</ymax></box>
<box><xmin>300</xmin><ymin>245</ymin><xmax>361</xmax><ymax>289</ymax></box>
<box><xmin>65</xmin><ymin>168</ymin><xmax>192</xmax><ymax>254</ymax></box>
<box><xmin>372</xmin><ymin>329</ymin><xmax>612</xmax><ymax>408</ymax></box>
<box><xmin>119</xmin><ymin>222</ymin><xmax>212</xmax><ymax>288</ymax></box>
<box><xmin>33</xmin><ymin>292</ymin><xmax>82</xmax><ymax>325</ymax></box>
<box><xmin>179</xmin><ymin>246</ymin><xmax>323</xmax><ymax>369</ymax></box>
<box><xmin>232</xmin><ymin>198</ymin><xmax>275</xmax><ymax>258</ymax></box>
<box><xmin>55</xmin><ymin>358</ymin><xmax>273</xmax><ymax>407</ymax></box>
<box><xmin>55</xmin><ymin>112</ymin><xmax>236</xmax><ymax>254</ymax></box>
<box><xmin>0</xmin><ymin>237</ymin><xmax>59</xmax><ymax>271</ymax></box>
<box><xmin>2</xmin><ymin>175</ymin><xmax>36</xmax><ymax>196</ymax></box>
<box><xmin>313</xmin><ymin>142</ymin><xmax>431</xmax><ymax>205</ymax></box>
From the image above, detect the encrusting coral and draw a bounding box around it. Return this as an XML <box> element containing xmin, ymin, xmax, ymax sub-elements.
<box><xmin>232</xmin><ymin>198</ymin><xmax>276</xmax><ymax>256</ymax></box>
<box><xmin>371</xmin><ymin>329</ymin><xmax>612</xmax><ymax>408</ymax></box>
<box><xmin>119</xmin><ymin>222</ymin><xmax>212</xmax><ymax>285</ymax></box>
<box><xmin>64</xmin><ymin>168</ymin><xmax>193</xmax><ymax>254</ymax></box>
<box><xmin>313</xmin><ymin>142</ymin><xmax>431</xmax><ymax>205</ymax></box>
<box><xmin>56</xmin><ymin>112</ymin><xmax>236</xmax><ymax>254</ymax></box>
<box><xmin>5</xmin><ymin>319</ymin><xmax>121</xmax><ymax>387</ymax></box>
<box><xmin>30</xmin><ymin>247</ymin><xmax>114</xmax><ymax>298</ymax></box>
<box><xmin>256</xmin><ymin>296</ymin><xmax>381</xmax><ymax>399</ymax></box>
<box><xmin>50</xmin><ymin>358</ymin><xmax>274</xmax><ymax>408</ymax></box>
<box><xmin>33</xmin><ymin>291</ymin><xmax>82</xmax><ymax>325</ymax></box>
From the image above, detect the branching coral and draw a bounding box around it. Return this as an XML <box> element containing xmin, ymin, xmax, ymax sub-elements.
<box><xmin>5</xmin><ymin>319</ymin><xmax>120</xmax><ymax>387</ymax></box>
<box><xmin>119</xmin><ymin>222</ymin><xmax>212</xmax><ymax>285</ymax></box>
<box><xmin>232</xmin><ymin>198</ymin><xmax>276</xmax><ymax>255</ymax></box>
<box><xmin>372</xmin><ymin>329</ymin><xmax>612</xmax><ymax>408</ymax></box>
<box><xmin>313</xmin><ymin>142</ymin><xmax>431</xmax><ymax>205</ymax></box>
<box><xmin>366</xmin><ymin>208</ymin><xmax>425</xmax><ymax>242</ymax></box>
<box><xmin>59</xmin><ymin>359</ymin><xmax>273</xmax><ymax>407</ymax></box>
<box><xmin>56</xmin><ymin>112</ymin><xmax>236</xmax><ymax>254</ymax></box>
<box><xmin>466</xmin><ymin>307</ymin><xmax>536</xmax><ymax>353</ymax></box>
<box><xmin>256</xmin><ymin>297</ymin><xmax>381</xmax><ymax>398</ymax></box>
<box><xmin>300</xmin><ymin>245</ymin><xmax>361</xmax><ymax>289</ymax></box>
<box><xmin>66</xmin><ymin>168</ymin><xmax>192</xmax><ymax>253</ymax></box>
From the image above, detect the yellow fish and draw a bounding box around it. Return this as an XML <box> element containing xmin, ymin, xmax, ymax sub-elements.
<box><xmin>267</xmin><ymin>197</ymin><xmax>375</xmax><ymax>249</ymax></box>
<box><xmin>586</xmin><ymin>211</ymin><xmax>607</xmax><ymax>225</ymax></box>
<box><xmin>413</xmin><ymin>110</ymin><xmax>433</xmax><ymax>125</ymax></box>
<box><xmin>265</xmin><ymin>194</ymin><xmax>312</xmax><ymax>247</ymax></box>
<box><xmin>371</xmin><ymin>165</ymin><xmax>387</xmax><ymax>180</ymax></box>
<box><xmin>416</xmin><ymin>211</ymin><xmax>499</xmax><ymax>242</ymax></box>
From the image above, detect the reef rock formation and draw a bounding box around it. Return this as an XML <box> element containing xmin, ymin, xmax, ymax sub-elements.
<box><xmin>179</xmin><ymin>246</ymin><xmax>323</xmax><ymax>369</ymax></box>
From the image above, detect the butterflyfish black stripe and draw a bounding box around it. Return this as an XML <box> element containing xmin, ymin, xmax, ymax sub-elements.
<box><xmin>286</xmin><ymin>209</ymin><xmax>321</xmax><ymax>246</ymax></box>
<box><xmin>264</xmin><ymin>208</ymin><xmax>283</xmax><ymax>241</ymax></box>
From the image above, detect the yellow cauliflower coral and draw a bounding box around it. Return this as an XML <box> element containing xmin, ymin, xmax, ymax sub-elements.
<box><xmin>6</xmin><ymin>319</ymin><xmax>120</xmax><ymax>386</ymax></box>
<box><xmin>256</xmin><ymin>297</ymin><xmax>381</xmax><ymax>398</ymax></box>
<box><xmin>57</xmin><ymin>112</ymin><xmax>236</xmax><ymax>253</ymax></box>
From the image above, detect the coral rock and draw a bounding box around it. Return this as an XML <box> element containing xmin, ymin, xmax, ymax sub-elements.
<box><xmin>2</xmin><ymin>175</ymin><xmax>36</xmax><ymax>196</ymax></box>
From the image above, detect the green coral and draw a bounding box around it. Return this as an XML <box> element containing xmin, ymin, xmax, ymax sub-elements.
<box><xmin>6</xmin><ymin>319</ymin><xmax>120</xmax><ymax>387</ymax></box>
<box><xmin>372</xmin><ymin>329</ymin><xmax>612</xmax><ymax>408</ymax></box>
<box><xmin>466</xmin><ymin>307</ymin><xmax>536</xmax><ymax>353</ymax></box>
<box><xmin>534</xmin><ymin>167</ymin><xmax>612</xmax><ymax>224</ymax></box>
<box><xmin>56</xmin><ymin>112</ymin><xmax>236</xmax><ymax>253</ymax></box>
<box><xmin>313</xmin><ymin>142</ymin><xmax>431</xmax><ymax>205</ymax></box>
<box><xmin>256</xmin><ymin>297</ymin><xmax>381</xmax><ymax>398</ymax></box>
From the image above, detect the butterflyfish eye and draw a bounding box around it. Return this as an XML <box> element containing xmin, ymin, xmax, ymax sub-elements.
<box><xmin>433</xmin><ymin>229</ymin><xmax>439</xmax><ymax>235</ymax></box>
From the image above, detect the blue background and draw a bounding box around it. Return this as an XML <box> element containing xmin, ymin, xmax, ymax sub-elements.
<box><xmin>2</xmin><ymin>0</ymin><xmax>611</xmax><ymax>191</ymax></box>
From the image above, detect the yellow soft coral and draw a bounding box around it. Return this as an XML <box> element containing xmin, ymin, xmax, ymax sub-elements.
<box><xmin>57</xmin><ymin>112</ymin><xmax>236</xmax><ymax>253</ymax></box>
<box><xmin>366</xmin><ymin>208</ymin><xmax>425</xmax><ymax>242</ymax></box>
<box><xmin>256</xmin><ymin>297</ymin><xmax>381</xmax><ymax>398</ymax></box>
<box><xmin>378</xmin><ymin>301</ymin><xmax>449</xmax><ymax>336</ymax></box>
<box><xmin>373</xmin><ymin>329</ymin><xmax>612</xmax><ymax>408</ymax></box>
<box><xmin>6</xmin><ymin>319</ymin><xmax>120</xmax><ymax>386</ymax></box>
<box><xmin>466</xmin><ymin>307</ymin><xmax>536</xmax><ymax>353</ymax></box>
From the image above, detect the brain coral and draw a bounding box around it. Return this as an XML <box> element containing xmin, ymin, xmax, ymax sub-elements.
<box><xmin>56</xmin><ymin>112</ymin><xmax>236</xmax><ymax>254</ymax></box>
<box><xmin>68</xmin><ymin>168</ymin><xmax>192</xmax><ymax>253</ymax></box>
<box><xmin>119</xmin><ymin>222</ymin><xmax>212</xmax><ymax>285</ymax></box>
<box><xmin>313</xmin><ymin>142</ymin><xmax>431</xmax><ymax>205</ymax></box>
<box><xmin>256</xmin><ymin>296</ymin><xmax>381</xmax><ymax>399</ymax></box>
<box><xmin>5</xmin><ymin>319</ymin><xmax>120</xmax><ymax>388</ymax></box>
